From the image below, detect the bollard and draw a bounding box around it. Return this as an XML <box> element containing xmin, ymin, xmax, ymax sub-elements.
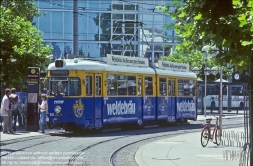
<box><xmin>222</xmin><ymin>130</ymin><xmax>226</xmax><ymax>146</ymax></box>
<box><xmin>228</xmin><ymin>132</ymin><xmax>231</xmax><ymax>146</ymax></box>
<box><xmin>236</xmin><ymin>132</ymin><xmax>240</xmax><ymax>148</ymax></box>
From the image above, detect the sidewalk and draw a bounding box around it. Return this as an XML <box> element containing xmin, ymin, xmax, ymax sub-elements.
<box><xmin>0</xmin><ymin>126</ymin><xmax>65</xmax><ymax>142</ymax></box>
<box><xmin>196</xmin><ymin>113</ymin><xmax>243</xmax><ymax>121</ymax></box>
<box><xmin>135</xmin><ymin>127</ymin><xmax>245</xmax><ymax>166</ymax></box>
<box><xmin>0</xmin><ymin>114</ymin><xmax>243</xmax><ymax>142</ymax></box>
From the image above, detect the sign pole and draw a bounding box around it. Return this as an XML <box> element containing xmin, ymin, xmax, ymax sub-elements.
<box><xmin>27</xmin><ymin>67</ymin><xmax>40</xmax><ymax>132</ymax></box>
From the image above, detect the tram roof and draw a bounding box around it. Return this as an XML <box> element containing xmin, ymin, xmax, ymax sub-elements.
<box><xmin>155</xmin><ymin>68</ymin><xmax>197</xmax><ymax>79</ymax></box>
<box><xmin>47</xmin><ymin>58</ymin><xmax>156</xmax><ymax>75</ymax></box>
<box><xmin>48</xmin><ymin>58</ymin><xmax>197</xmax><ymax>78</ymax></box>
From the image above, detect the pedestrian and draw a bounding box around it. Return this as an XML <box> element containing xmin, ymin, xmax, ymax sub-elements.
<box><xmin>10</xmin><ymin>88</ymin><xmax>22</xmax><ymax>130</ymax></box>
<box><xmin>38</xmin><ymin>93</ymin><xmax>47</xmax><ymax>133</ymax></box>
<box><xmin>0</xmin><ymin>88</ymin><xmax>13</xmax><ymax>134</ymax></box>
<box><xmin>10</xmin><ymin>94</ymin><xmax>21</xmax><ymax>132</ymax></box>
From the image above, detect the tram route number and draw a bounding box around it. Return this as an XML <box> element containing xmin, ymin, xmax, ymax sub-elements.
<box><xmin>49</xmin><ymin>113</ymin><xmax>54</xmax><ymax>116</ymax></box>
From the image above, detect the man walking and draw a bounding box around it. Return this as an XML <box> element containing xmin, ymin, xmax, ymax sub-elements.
<box><xmin>11</xmin><ymin>88</ymin><xmax>22</xmax><ymax>131</ymax></box>
<box><xmin>1</xmin><ymin>88</ymin><xmax>11</xmax><ymax>133</ymax></box>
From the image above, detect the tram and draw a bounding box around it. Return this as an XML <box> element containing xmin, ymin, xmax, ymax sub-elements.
<box><xmin>44</xmin><ymin>54</ymin><xmax>197</xmax><ymax>131</ymax></box>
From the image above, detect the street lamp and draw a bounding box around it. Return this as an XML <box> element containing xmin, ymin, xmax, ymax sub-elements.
<box><xmin>202</xmin><ymin>45</ymin><xmax>226</xmax><ymax>134</ymax></box>
<box><xmin>192</xmin><ymin>65</ymin><xmax>218</xmax><ymax>116</ymax></box>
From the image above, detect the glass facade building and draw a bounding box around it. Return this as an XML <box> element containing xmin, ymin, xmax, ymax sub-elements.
<box><xmin>34</xmin><ymin>0</ymin><xmax>176</xmax><ymax>61</ymax></box>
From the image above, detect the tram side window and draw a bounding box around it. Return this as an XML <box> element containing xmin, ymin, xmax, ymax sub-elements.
<box><xmin>171</xmin><ymin>80</ymin><xmax>175</xmax><ymax>96</ymax></box>
<box><xmin>107</xmin><ymin>74</ymin><xmax>117</xmax><ymax>96</ymax></box>
<box><xmin>86</xmin><ymin>75</ymin><xmax>92</xmax><ymax>96</ymax></box>
<box><xmin>117</xmin><ymin>74</ymin><xmax>127</xmax><ymax>95</ymax></box>
<box><xmin>188</xmin><ymin>80</ymin><xmax>195</xmax><ymax>96</ymax></box>
<box><xmin>168</xmin><ymin>80</ymin><xmax>171</xmax><ymax>96</ymax></box>
<box><xmin>69</xmin><ymin>78</ymin><xmax>81</xmax><ymax>96</ymax></box>
<box><xmin>145</xmin><ymin>77</ymin><xmax>153</xmax><ymax>95</ymax></box>
<box><xmin>127</xmin><ymin>75</ymin><xmax>136</xmax><ymax>95</ymax></box>
<box><xmin>96</xmin><ymin>76</ymin><xmax>101</xmax><ymax>96</ymax></box>
<box><xmin>159</xmin><ymin>78</ymin><xmax>167</xmax><ymax>96</ymax></box>
<box><xmin>178</xmin><ymin>80</ymin><xmax>184</xmax><ymax>96</ymax></box>
<box><xmin>48</xmin><ymin>77</ymin><xmax>80</xmax><ymax>96</ymax></box>
<box><xmin>183</xmin><ymin>80</ymin><xmax>190</xmax><ymax>96</ymax></box>
<box><xmin>138</xmin><ymin>78</ymin><xmax>142</xmax><ymax>96</ymax></box>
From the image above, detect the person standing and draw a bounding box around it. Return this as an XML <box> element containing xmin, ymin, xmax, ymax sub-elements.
<box><xmin>10</xmin><ymin>94</ymin><xmax>21</xmax><ymax>132</ymax></box>
<box><xmin>38</xmin><ymin>93</ymin><xmax>47</xmax><ymax>133</ymax></box>
<box><xmin>10</xmin><ymin>88</ymin><xmax>21</xmax><ymax>131</ymax></box>
<box><xmin>1</xmin><ymin>88</ymin><xmax>12</xmax><ymax>134</ymax></box>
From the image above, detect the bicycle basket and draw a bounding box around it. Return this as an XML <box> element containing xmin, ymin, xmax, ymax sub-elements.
<box><xmin>206</xmin><ymin>118</ymin><xmax>212</xmax><ymax>124</ymax></box>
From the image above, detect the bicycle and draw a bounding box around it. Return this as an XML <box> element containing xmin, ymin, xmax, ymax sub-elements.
<box><xmin>201</xmin><ymin>116</ymin><xmax>221</xmax><ymax>147</ymax></box>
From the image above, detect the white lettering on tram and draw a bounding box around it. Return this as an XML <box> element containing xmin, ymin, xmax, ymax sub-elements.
<box><xmin>177</xmin><ymin>100</ymin><xmax>196</xmax><ymax>112</ymax></box>
<box><xmin>107</xmin><ymin>101</ymin><xmax>136</xmax><ymax>115</ymax></box>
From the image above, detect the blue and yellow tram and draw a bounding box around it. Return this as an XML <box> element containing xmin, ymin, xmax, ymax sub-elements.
<box><xmin>44</xmin><ymin>54</ymin><xmax>197</xmax><ymax>131</ymax></box>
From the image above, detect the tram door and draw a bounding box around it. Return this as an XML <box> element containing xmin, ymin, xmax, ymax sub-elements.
<box><xmin>95</xmin><ymin>74</ymin><xmax>103</xmax><ymax>128</ymax></box>
<box><xmin>85</xmin><ymin>74</ymin><xmax>102</xmax><ymax>128</ymax></box>
<box><xmin>137</xmin><ymin>76</ymin><xmax>143</xmax><ymax>125</ymax></box>
<box><xmin>167</xmin><ymin>79</ymin><xmax>173</xmax><ymax>122</ymax></box>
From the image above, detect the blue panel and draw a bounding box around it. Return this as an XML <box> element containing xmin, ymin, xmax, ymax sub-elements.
<box><xmin>47</xmin><ymin>96</ymin><xmax>102</xmax><ymax>128</ymax></box>
<box><xmin>103</xmin><ymin>97</ymin><xmax>142</xmax><ymax>125</ymax></box>
<box><xmin>171</xmin><ymin>97</ymin><xmax>176</xmax><ymax>121</ymax></box>
<box><xmin>95</xmin><ymin>97</ymin><xmax>103</xmax><ymax>128</ymax></box>
<box><xmin>176</xmin><ymin>97</ymin><xmax>197</xmax><ymax>120</ymax></box>
<box><xmin>157</xmin><ymin>96</ymin><xmax>175</xmax><ymax>122</ymax></box>
<box><xmin>143</xmin><ymin>97</ymin><xmax>156</xmax><ymax>121</ymax></box>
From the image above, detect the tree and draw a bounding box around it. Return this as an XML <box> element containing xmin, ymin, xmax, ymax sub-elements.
<box><xmin>0</xmin><ymin>0</ymin><xmax>52</xmax><ymax>89</ymax></box>
<box><xmin>157</xmin><ymin>0</ymin><xmax>252</xmax><ymax>71</ymax></box>
<box><xmin>1</xmin><ymin>0</ymin><xmax>41</xmax><ymax>23</ymax></box>
<box><xmin>158</xmin><ymin>0</ymin><xmax>253</xmax><ymax>163</ymax></box>
<box><xmin>161</xmin><ymin>50</ymin><xmax>231</xmax><ymax>81</ymax></box>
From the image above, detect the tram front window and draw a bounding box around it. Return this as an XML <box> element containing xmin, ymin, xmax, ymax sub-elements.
<box><xmin>48</xmin><ymin>77</ymin><xmax>81</xmax><ymax>96</ymax></box>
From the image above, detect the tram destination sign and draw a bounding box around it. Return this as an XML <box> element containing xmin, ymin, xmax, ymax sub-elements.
<box><xmin>50</xmin><ymin>70</ymin><xmax>69</xmax><ymax>76</ymax></box>
<box><xmin>106</xmin><ymin>54</ymin><xmax>149</xmax><ymax>67</ymax></box>
<box><xmin>158</xmin><ymin>60</ymin><xmax>189</xmax><ymax>72</ymax></box>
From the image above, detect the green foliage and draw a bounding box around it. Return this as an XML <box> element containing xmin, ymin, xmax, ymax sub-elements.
<box><xmin>158</xmin><ymin>0</ymin><xmax>253</xmax><ymax>72</ymax></box>
<box><xmin>1</xmin><ymin>0</ymin><xmax>41</xmax><ymax>22</ymax></box>
<box><xmin>0</xmin><ymin>1</ymin><xmax>52</xmax><ymax>89</ymax></box>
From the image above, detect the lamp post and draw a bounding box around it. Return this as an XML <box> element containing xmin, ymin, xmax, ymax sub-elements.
<box><xmin>202</xmin><ymin>45</ymin><xmax>225</xmax><ymax>134</ymax></box>
<box><xmin>192</xmin><ymin>66</ymin><xmax>218</xmax><ymax>116</ymax></box>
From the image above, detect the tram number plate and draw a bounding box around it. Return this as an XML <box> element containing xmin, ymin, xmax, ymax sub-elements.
<box><xmin>50</xmin><ymin>113</ymin><xmax>54</xmax><ymax>116</ymax></box>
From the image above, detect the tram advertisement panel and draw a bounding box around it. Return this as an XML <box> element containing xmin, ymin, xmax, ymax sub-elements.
<box><xmin>143</xmin><ymin>97</ymin><xmax>156</xmax><ymax>121</ymax></box>
<box><xmin>157</xmin><ymin>97</ymin><xmax>175</xmax><ymax>122</ymax></box>
<box><xmin>47</xmin><ymin>96</ymin><xmax>97</xmax><ymax>127</ymax></box>
<box><xmin>176</xmin><ymin>97</ymin><xmax>197</xmax><ymax>119</ymax></box>
<box><xmin>103</xmin><ymin>97</ymin><xmax>142</xmax><ymax>125</ymax></box>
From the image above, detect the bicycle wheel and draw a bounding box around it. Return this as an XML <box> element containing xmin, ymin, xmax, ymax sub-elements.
<box><xmin>201</xmin><ymin>127</ymin><xmax>209</xmax><ymax>147</ymax></box>
<box><xmin>215</xmin><ymin>127</ymin><xmax>221</xmax><ymax>146</ymax></box>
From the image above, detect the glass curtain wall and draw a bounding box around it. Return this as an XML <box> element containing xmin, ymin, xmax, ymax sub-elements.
<box><xmin>34</xmin><ymin>0</ymin><xmax>175</xmax><ymax>59</ymax></box>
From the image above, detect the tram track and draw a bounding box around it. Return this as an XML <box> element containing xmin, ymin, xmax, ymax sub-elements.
<box><xmin>0</xmin><ymin>135</ymin><xmax>49</xmax><ymax>146</ymax></box>
<box><xmin>0</xmin><ymin>136</ymin><xmax>69</xmax><ymax>157</ymax></box>
<box><xmin>67</xmin><ymin>136</ymin><xmax>131</xmax><ymax>166</ymax></box>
